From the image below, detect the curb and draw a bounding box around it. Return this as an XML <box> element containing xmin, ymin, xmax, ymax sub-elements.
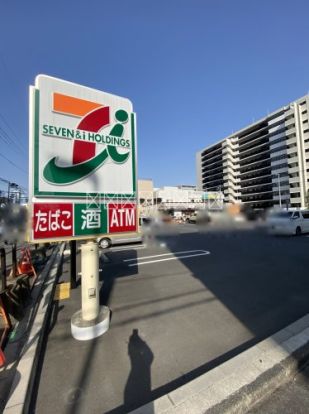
<box><xmin>130</xmin><ymin>314</ymin><xmax>309</xmax><ymax>414</ymax></box>
<box><xmin>3</xmin><ymin>242</ymin><xmax>65</xmax><ymax>414</ymax></box>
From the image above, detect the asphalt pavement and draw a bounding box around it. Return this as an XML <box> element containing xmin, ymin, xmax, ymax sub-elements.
<box><xmin>32</xmin><ymin>224</ymin><xmax>309</xmax><ymax>414</ymax></box>
<box><xmin>249</xmin><ymin>363</ymin><xmax>309</xmax><ymax>413</ymax></box>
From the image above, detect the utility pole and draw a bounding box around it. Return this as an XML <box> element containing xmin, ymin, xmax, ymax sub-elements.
<box><xmin>0</xmin><ymin>178</ymin><xmax>12</xmax><ymax>203</ymax></box>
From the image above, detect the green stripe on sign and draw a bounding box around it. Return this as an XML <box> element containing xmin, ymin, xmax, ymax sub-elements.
<box><xmin>43</xmin><ymin>148</ymin><xmax>109</xmax><ymax>185</ymax></box>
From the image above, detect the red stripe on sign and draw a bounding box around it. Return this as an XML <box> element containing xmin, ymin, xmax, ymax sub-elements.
<box><xmin>73</xmin><ymin>140</ymin><xmax>96</xmax><ymax>164</ymax></box>
<box><xmin>77</xmin><ymin>106</ymin><xmax>110</xmax><ymax>132</ymax></box>
<box><xmin>73</xmin><ymin>106</ymin><xmax>110</xmax><ymax>164</ymax></box>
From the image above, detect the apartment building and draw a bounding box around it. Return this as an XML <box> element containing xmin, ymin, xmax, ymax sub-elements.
<box><xmin>196</xmin><ymin>95</ymin><xmax>309</xmax><ymax>209</ymax></box>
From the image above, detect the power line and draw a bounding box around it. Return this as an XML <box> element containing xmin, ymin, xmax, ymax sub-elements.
<box><xmin>0</xmin><ymin>128</ymin><xmax>27</xmax><ymax>156</ymax></box>
<box><xmin>0</xmin><ymin>112</ymin><xmax>26</xmax><ymax>151</ymax></box>
<box><xmin>0</xmin><ymin>54</ymin><xmax>27</xmax><ymax>153</ymax></box>
<box><xmin>0</xmin><ymin>115</ymin><xmax>27</xmax><ymax>155</ymax></box>
<box><xmin>0</xmin><ymin>112</ymin><xmax>23</xmax><ymax>144</ymax></box>
<box><xmin>0</xmin><ymin>151</ymin><xmax>27</xmax><ymax>173</ymax></box>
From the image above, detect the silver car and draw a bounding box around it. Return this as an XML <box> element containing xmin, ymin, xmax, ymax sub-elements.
<box><xmin>98</xmin><ymin>233</ymin><xmax>142</xmax><ymax>249</ymax></box>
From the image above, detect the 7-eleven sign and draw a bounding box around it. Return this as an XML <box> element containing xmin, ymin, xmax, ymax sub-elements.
<box><xmin>29</xmin><ymin>75</ymin><xmax>136</xmax><ymax>199</ymax></box>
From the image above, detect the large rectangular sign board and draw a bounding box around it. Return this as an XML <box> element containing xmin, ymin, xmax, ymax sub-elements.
<box><xmin>29</xmin><ymin>75</ymin><xmax>137</xmax><ymax>242</ymax></box>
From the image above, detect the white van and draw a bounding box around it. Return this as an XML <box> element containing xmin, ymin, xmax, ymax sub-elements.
<box><xmin>266</xmin><ymin>210</ymin><xmax>309</xmax><ymax>235</ymax></box>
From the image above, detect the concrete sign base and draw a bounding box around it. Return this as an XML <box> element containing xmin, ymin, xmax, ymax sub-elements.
<box><xmin>71</xmin><ymin>306</ymin><xmax>110</xmax><ymax>341</ymax></box>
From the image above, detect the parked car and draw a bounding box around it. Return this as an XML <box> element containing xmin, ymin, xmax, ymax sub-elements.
<box><xmin>186</xmin><ymin>213</ymin><xmax>197</xmax><ymax>224</ymax></box>
<box><xmin>98</xmin><ymin>233</ymin><xmax>142</xmax><ymax>249</ymax></box>
<box><xmin>186</xmin><ymin>211</ymin><xmax>211</xmax><ymax>225</ymax></box>
<box><xmin>266</xmin><ymin>210</ymin><xmax>309</xmax><ymax>235</ymax></box>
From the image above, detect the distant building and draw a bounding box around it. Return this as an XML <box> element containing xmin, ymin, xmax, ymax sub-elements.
<box><xmin>138</xmin><ymin>180</ymin><xmax>223</xmax><ymax>216</ymax></box>
<box><xmin>197</xmin><ymin>94</ymin><xmax>309</xmax><ymax>209</ymax></box>
<box><xmin>154</xmin><ymin>185</ymin><xmax>223</xmax><ymax>211</ymax></box>
<box><xmin>138</xmin><ymin>179</ymin><xmax>155</xmax><ymax>217</ymax></box>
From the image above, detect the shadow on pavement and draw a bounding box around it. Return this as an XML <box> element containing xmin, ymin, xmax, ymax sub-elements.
<box><xmin>105</xmin><ymin>329</ymin><xmax>154</xmax><ymax>414</ymax></box>
<box><xmin>123</xmin><ymin>329</ymin><xmax>154</xmax><ymax>414</ymax></box>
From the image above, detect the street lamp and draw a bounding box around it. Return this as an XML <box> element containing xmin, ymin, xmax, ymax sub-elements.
<box><xmin>276</xmin><ymin>173</ymin><xmax>282</xmax><ymax>208</ymax></box>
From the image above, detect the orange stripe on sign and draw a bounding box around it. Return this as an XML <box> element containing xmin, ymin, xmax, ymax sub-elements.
<box><xmin>53</xmin><ymin>93</ymin><xmax>103</xmax><ymax>117</ymax></box>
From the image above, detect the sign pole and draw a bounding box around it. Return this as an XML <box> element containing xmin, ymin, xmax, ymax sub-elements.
<box><xmin>71</xmin><ymin>239</ymin><xmax>110</xmax><ymax>340</ymax></box>
<box><xmin>81</xmin><ymin>240</ymin><xmax>99</xmax><ymax>320</ymax></box>
<box><xmin>70</xmin><ymin>240</ymin><xmax>77</xmax><ymax>289</ymax></box>
<box><xmin>11</xmin><ymin>244</ymin><xmax>17</xmax><ymax>278</ymax></box>
<box><xmin>0</xmin><ymin>248</ymin><xmax>7</xmax><ymax>290</ymax></box>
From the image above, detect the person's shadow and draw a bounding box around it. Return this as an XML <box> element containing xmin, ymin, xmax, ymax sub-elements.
<box><xmin>124</xmin><ymin>329</ymin><xmax>154</xmax><ymax>413</ymax></box>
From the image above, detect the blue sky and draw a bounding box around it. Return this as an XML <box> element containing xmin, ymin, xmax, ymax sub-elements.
<box><xmin>1</xmin><ymin>0</ymin><xmax>309</xmax><ymax>193</ymax></box>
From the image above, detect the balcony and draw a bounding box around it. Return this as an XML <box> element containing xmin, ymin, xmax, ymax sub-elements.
<box><xmin>239</xmin><ymin>165</ymin><xmax>272</xmax><ymax>178</ymax></box>
<box><xmin>203</xmin><ymin>175</ymin><xmax>224</xmax><ymax>184</ymax></box>
<box><xmin>240</xmin><ymin>140</ymin><xmax>270</xmax><ymax>158</ymax></box>
<box><xmin>241</xmin><ymin>198</ymin><xmax>274</xmax><ymax>204</ymax></box>
<box><xmin>269</xmin><ymin>141</ymin><xmax>287</xmax><ymax>151</ymax></box>
<box><xmin>202</xmin><ymin>164</ymin><xmax>223</xmax><ymax>176</ymax></box>
<box><xmin>202</xmin><ymin>154</ymin><xmax>222</xmax><ymax>167</ymax></box>
<box><xmin>202</xmin><ymin>155</ymin><xmax>222</xmax><ymax>165</ymax></box>
<box><xmin>286</xmin><ymin>127</ymin><xmax>296</xmax><ymax>137</ymax></box>
<box><xmin>239</xmin><ymin>148</ymin><xmax>271</xmax><ymax>164</ymax></box>
<box><xmin>290</xmin><ymin>199</ymin><xmax>301</xmax><ymax>205</ymax></box>
<box><xmin>238</xmin><ymin>122</ymin><xmax>270</xmax><ymax>144</ymax></box>
<box><xmin>285</xmin><ymin>118</ymin><xmax>295</xmax><ymax>127</ymax></box>
<box><xmin>288</xmin><ymin>166</ymin><xmax>300</xmax><ymax>174</ymax></box>
<box><xmin>290</xmin><ymin>186</ymin><xmax>301</xmax><ymax>193</ymax></box>
<box><xmin>286</xmin><ymin>147</ymin><xmax>298</xmax><ymax>155</ymax></box>
<box><xmin>239</xmin><ymin>135</ymin><xmax>269</xmax><ymax>152</ymax></box>
<box><xmin>240</xmin><ymin>181</ymin><xmax>273</xmax><ymax>191</ymax></box>
<box><xmin>240</xmin><ymin>159</ymin><xmax>271</xmax><ymax>174</ymax></box>
<box><xmin>240</xmin><ymin>187</ymin><xmax>273</xmax><ymax>197</ymax></box>
<box><xmin>303</xmin><ymin>131</ymin><xmax>309</xmax><ymax>141</ymax></box>
<box><xmin>202</xmin><ymin>146</ymin><xmax>222</xmax><ymax>159</ymax></box>
<box><xmin>289</xmin><ymin>177</ymin><xmax>300</xmax><ymax>184</ymax></box>
<box><xmin>271</xmin><ymin>166</ymin><xmax>288</xmax><ymax>174</ymax></box>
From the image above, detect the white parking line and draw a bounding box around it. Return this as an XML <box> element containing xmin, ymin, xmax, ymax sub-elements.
<box><xmin>107</xmin><ymin>245</ymin><xmax>146</xmax><ymax>253</ymax></box>
<box><xmin>123</xmin><ymin>250</ymin><xmax>207</xmax><ymax>262</ymax></box>
<box><xmin>126</xmin><ymin>250</ymin><xmax>210</xmax><ymax>267</ymax></box>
